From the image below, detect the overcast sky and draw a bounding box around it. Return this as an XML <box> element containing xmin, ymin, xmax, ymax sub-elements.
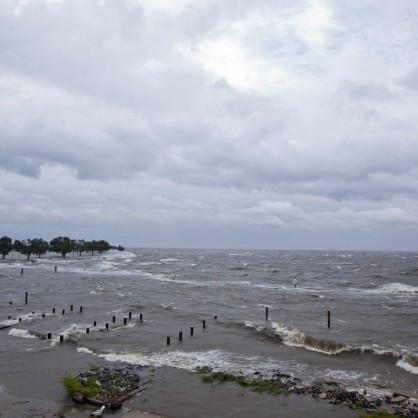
<box><xmin>1</xmin><ymin>0</ymin><xmax>418</xmax><ymax>251</ymax></box>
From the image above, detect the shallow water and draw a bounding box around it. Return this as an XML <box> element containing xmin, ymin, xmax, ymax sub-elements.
<box><xmin>0</xmin><ymin>248</ymin><xmax>417</xmax><ymax>414</ymax></box>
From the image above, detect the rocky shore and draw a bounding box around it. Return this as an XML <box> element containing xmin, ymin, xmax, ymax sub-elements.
<box><xmin>60</xmin><ymin>364</ymin><xmax>417</xmax><ymax>417</ymax></box>
<box><xmin>197</xmin><ymin>367</ymin><xmax>418</xmax><ymax>418</ymax></box>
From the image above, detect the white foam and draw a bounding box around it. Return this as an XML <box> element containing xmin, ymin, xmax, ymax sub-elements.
<box><xmin>8</xmin><ymin>328</ymin><xmax>37</xmax><ymax>339</ymax></box>
<box><xmin>396</xmin><ymin>357</ymin><xmax>418</xmax><ymax>375</ymax></box>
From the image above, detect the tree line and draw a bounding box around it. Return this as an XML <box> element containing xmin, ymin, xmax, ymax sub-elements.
<box><xmin>0</xmin><ymin>235</ymin><xmax>125</xmax><ymax>260</ymax></box>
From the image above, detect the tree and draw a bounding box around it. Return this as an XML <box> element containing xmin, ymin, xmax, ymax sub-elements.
<box><xmin>13</xmin><ymin>239</ymin><xmax>33</xmax><ymax>260</ymax></box>
<box><xmin>0</xmin><ymin>236</ymin><xmax>13</xmax><ymax>259</ymax></box>
<box><xmin>31</xmin><ymin>238</ymin><xmax>49</xmax><ymax>258</ymax></box>
<box><xmin>73</xmin><ymin>239</ymin><xmax>86</xmax><ymax>256</ymax></box>
<box><xmin>49</xmin><ymin>236</ymin><xmax>73</xmax><ymax>258</ymax></box>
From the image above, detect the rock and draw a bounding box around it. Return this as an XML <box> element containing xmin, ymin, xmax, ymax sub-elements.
<box><xmin>319</xmin><ymin>392</ymin><xmax>327</xmax><ymax>399</ymax></box>
<box><xmin>71</xmin><ymin>392</ymin><xmax>86</xmax><ymax>404</ymax></box>
<box><xmin>390</xmin><ymin>395</ymin><xmax>409</xmax><ymax>404</ymax></box>
<box><xmin>323</xmin><ymin>378</ymin><xmax>339</xmax><ymax>386</ymax></box>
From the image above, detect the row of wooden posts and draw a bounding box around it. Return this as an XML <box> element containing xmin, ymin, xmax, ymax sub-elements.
<box><xmin>166</xmin><ymin>316</ymin><xmax>217</xmax><ymax>346</ymax></box>
<box><xmin>20</xmin><ymin>266</ymin><xmax>59</xmax><ymax>275</ymax></box>
<box><xmin>264</xmin><ymin>306</ymin><xmax>332</xmax><ymax>328</ymax></box>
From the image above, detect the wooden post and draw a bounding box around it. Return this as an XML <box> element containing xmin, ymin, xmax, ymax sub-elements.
<box><xmin>265</xmin><ymin>307</ymin><xmax>269</xmax><ymax>321</ymax></box>
<box><xmin>79</xmin><ymin>306</ymin><xmax>83</xmax><ymax>313</ymax></box>
<box><xmin>42</xmin><ymin>313</ymin><xmax>45</xmax><ymax>318</ymax></box>
<box><xmin>123</xmin><ymin>318</ymin><xmax>127</xmax><ymax>325</ymax></box>
<box><xmin>55</xmin><ymin>266</ymin><xmax>57</xmax><ymax>272</ymax></box>
<box><xmin>202</xmin><ymin>320</ymin><xmax>206</xmax><ymax>329</ymax></box>
<box><xmin>140</xmin><ymin>313</ymin><xmax>143</xmax><ymax>323</ymax></box>
<box><xmin>53</xmin><ymin>308</ymin><xmax>56</xmax><ymax>313</ymax></box>
<box><xmin>112</xmin><ymin>316</ymin><xmax>116</xmax><ymax>323</ymax></box>
<box><xmin>62</xmin><ymin>309</ymin><xmax>65</xmax><ymax>315</ymax></box>
<box><xmin>106</xmin><ymin>322</ymin><xmax>109</xmax><ymax>330</ymax></box>
<box><xmin>129</xmin><ymin>312</ymin><xmax>132</xmax><ymax>319</ymax></box>
<box><xmin>93</xmin><ymin>320</ymin><xmax>97</xmax><ymax>327</ymax></box>
<box><xmin>21</xmin><ymin>268</ymin><xmax>23</xmax><ymax>275</ymax></box>
<box><xmin>47</xmin><ymin>332</ymin><xmax>52</xmax><ymax>339</ymax></box>
<box><xmin>19</xmin><ymin>318</ymin><xmax>22</xmax><ymax>322</ymax></box>
<box><xmin>86</xmin><ymin>328</ymin><xmax>90</xmax><ymax>334</ymax></box>
<box><xmin>60</xmin><ymin>335</ymin><xmax>64</xmax><ymax>342</ymax></box>
<box><xmin>179</xmin><ymin>331</ymin><xmax>183</xmax><ymax>341</ymax></box>
<box><xmin>25</xmin><ymin>292</ymin><xmax>28</xmax><ymax>304</ymax></box>
<box><xmin>70</xmin><ymin>305</ymin><xmax>73</xmax><ymax>311</ymax></box>
<box><xmin>190</xmin><ymin>326</ymin><xmax>194</xmax><ymax>336</ymax></box>
<box><xmin>328</xmin><ymin>311</ymin><xmax>331</xmax><ymax>328</ymax></box>
<box><xmin>166</xmin><ymin>336</ymin><xmax>171</xmax><ymax>346</ymax></box>
<box><xmin>214</xmin><ymin>315</ymin><xmax>217</xmax><ymax>319</ymax></box>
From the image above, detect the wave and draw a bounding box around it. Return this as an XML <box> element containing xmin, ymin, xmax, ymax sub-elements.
<box><xmin>8</xmin><ymin>328</ymin><xmax>38</xmax><ymax>339</ymax></box>
<box><xmin>244</xmin><ymin>321</ymin><xmax>418</xmax><ymax>374</ymax></box>
<box><xmin>377</xmin><ymin>283</ymin><xmax>418</xmax><ymax>294</ymax></box>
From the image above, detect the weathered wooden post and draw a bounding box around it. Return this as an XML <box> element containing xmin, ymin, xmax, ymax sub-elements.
<box><xmin>129</xmin><ymin>312</ymin><xmax>132</xmax><ymax>319</ymax></box>
<box><xmin>190</xmin><ymin>326</ymin><xmax>194</xmax><ymax>336</ymax></box>
<box><xmin>106</xmin><ymin>322</ymin><xmax>109</xmax><ymax>330</ymax></box>
<box><xmin>21</xmin><ymin>268</ymin><xmax>23</xmax><ymax>275</ymax></box>
<box><xmin>62</xmin><ymin>309</ymin><xmax>65</xmax><ymax>315</ymax></box>
<box><xmin>86</xmin><ymin>328</ymin><xmax>90</xmax><ymax>334</ymax></box>
<box><xmin>55</xmin><ymin>266</ymin><xmax>57</xmax><ymax>272</ymax></box>
<box><xmin>112</xmin><ymin>316</ymin><xmax>116</xmax><ymax>323</ymax></box>
<box><xmin>42</xmin><ymin>313</ymin><xmax>45</xmax><ymax>318</ymax></box>
<box><xmin>166</xmin><ymin>336</ymin><xmax>171</xmax><ymax>346</ymax></box>
<box><xmin>139</xmin><ymin>314</ymin><xmax>143</xmax><ymax>323</ymax></box>
<box><xmin>19</xmin><ymin>318</ymin><xmax>22</xmax><ymax>322</ymax></box>
<box><xmin>52</xmin><ymin>308</ymin><xmax>56</xmax><ymax>313</ymax></box>
<box><xmin>47</xmin><ymin>332</ymin><xmax>52</xmax><ymax>339</ymax></box>
<box><xmin>79</xmin><ymin>306</ymin><xmax>83</xmax><ymax>313</ymax></box>
<box><xmin>93</xmin><ymin>321</ymin><xmax>97</xmax><ymax>327</ymax></box>
<box><xmin>265</xmin><ymin>307</ymin><xmax>269</xmax><ymax>321</ymax></box>
<box><xmin>179</xmin><ymin>331</ymin><xmax>183</xmax><ymax>341</ymax></box>
<box><xmin>25</xmin><ymin>292</ymin><xmax>28</xmax><ymax>304</ymax></box>
<box><xmin>214</xmin><ymin>315</ymin><xmax>217</xmax><ymax>319</ymax></box>
<box><xmin>328</xmin><ymin>311</ymin><xmax>331</xmax><ymax>328</ymax></box>
<box><xmin>60</xmin><ymin>335</ymin><xmax>64</xmax><ymax>342</ymax></box>
<box><xmin>202</xmin><ymin>320</ymin><xmax>206</xmax><ymax>329</ymax></box>
<box><xmin>70</xmin><ymin>305</ymin><xmax>74</xmax><ymax>311</ymax></box>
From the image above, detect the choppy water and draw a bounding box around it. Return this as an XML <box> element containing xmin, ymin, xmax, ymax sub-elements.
<box><xmin>1</xmin><ymin>248</ymin><xmax>417</xmax><ymax>400</ymax></box>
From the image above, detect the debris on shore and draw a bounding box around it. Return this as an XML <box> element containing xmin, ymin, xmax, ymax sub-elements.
<box><xmin>60</xmin><ymin>364</ymin><xmax>151</xmax><ymax>410</ymax></box>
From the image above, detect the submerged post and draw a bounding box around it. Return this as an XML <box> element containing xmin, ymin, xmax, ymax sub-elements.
<box><xmin>25</xmin><ymin>292</ymin><xmax>28</xmax><ymax>304</ymax></box>
<box><xmin>190</xmin><ymin>326</ymin><xmax>194</xmax><ymax>336</ymax></box>
<box><xmin>86</xmin><ymin>328</ymin><xmax>90</xmax><ymax>334</ymax></box>
<box><xmin>202</xmin><ymin>320</ymin><xmax>206</xmax><ymax>329</ymax></box>
<box><xmin>265</xmin><ymin>307</ymin><xmax>269</xmax><ymax>321</ymax></box>
<box><xmin>124</xmin><ymin>318</ymin><xmax>127</xmax><ymax>325</ymax></box>
<box><xmin>79</xmin><ymin>306</ymin><xmax>83</xmax><ymax>313</ymax></box>
<box><xmin>62</xmin><ymin>309</ymin><xmax>65</xmax><ymax>315</ymax></box>
<box><xmin>47</xmin><ymin>332</ymin><xmax>52</xmax><ymax>339</ymax></box>
<box><xmin>93</xmin><ymin>321</ymin><xmax>97</xmax><ymax>327</ymax></box>
<box><xmin>55</xmin><ymin>266</ymin><xmax>57</xmax><ymax>272</ymax></box>
<box><xmin>70</xmin><ymin>305</ymin><xmax>73</xmax><ymax>311</ymax></box>
<box><xmin>129</xmin><ymin>312</ymin><xmax>132</xmax><ymax>319</ymax></box>
<box><xmin>327</xmin><ymin>310</ymin><xmax>331</xmax><ymax>328</ymax></box>
<box><xmin>60</xmin><ymin>335</ymin><xmax>64</xmax><ymax>342</ymax></box>
<box><xmin>52</xmin><ymin>308</ymin><xmax>56</xmax><ymax>314</ymax></box>
<box><xmin>21</xmin><ymin>268</ymin><xmax>23</xmax><ymax>275</ymax></box>
<box><xmin>106</xmin><ymin>322</ymin><xmax>109</xmax><ymax>330</ymax></box>
<box><xmin>112</xmin><ymin>316</ymin><xmax>116</xmax><ymax>323</ymax></box>
<box><xmin>166</xmin><ymin>336</ymin><xmax>171</xmax><ymax>346</ymax></box>
<box><xmin>139</xmin><ymin>313</ymin><xmax>143</xmax><ymax>323</ymax></box>
<box><xmin>179</xmin><ymin>331</ymin><xmax>183</xmax><ymax>342</ymax></box>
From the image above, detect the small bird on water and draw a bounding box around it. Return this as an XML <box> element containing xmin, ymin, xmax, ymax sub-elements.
<box><xmin>90</xmin><ymin>405</ymin><xmax>105</xmax><ymax>417</ymax></box>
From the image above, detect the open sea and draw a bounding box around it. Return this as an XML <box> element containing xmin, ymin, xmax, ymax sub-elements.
<box><xmin>0</xmin><ymin>248</ymin><xmax>417</xmax><ymax>415</ymax></box>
